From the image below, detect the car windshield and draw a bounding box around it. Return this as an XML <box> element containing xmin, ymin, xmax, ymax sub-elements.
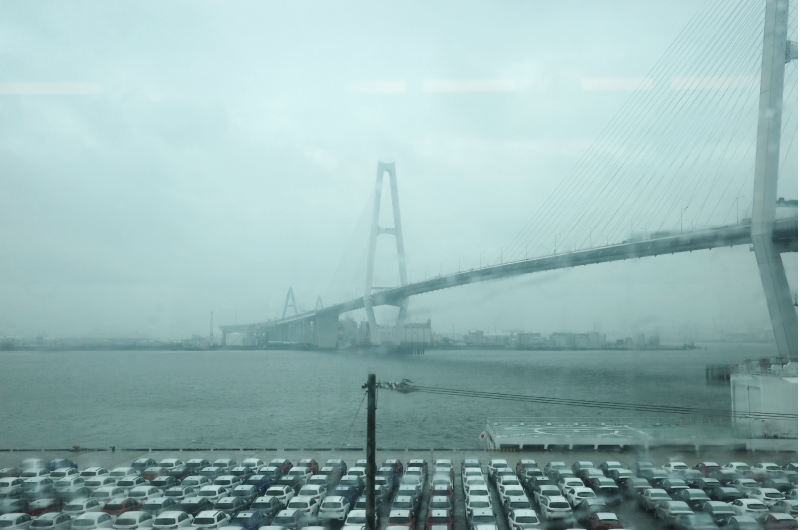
<box><xmin>517</xmin><ymin>517</ymin><xmax>537</xmax><ymax>524</ymax></box>
<box><xmin>31</xmin><ymin>522</ymin><xmax>53</xmax><ymax>528</ymax></box>
<box><xmin>472</xmin><ymin>516</ymin><xmax>494</xmax><ymax>523</ymax></box>
<box><xmin>154</xmin><ymin>519</ymin><xmax>176</xmax><ymax>526</ymax></box>
<box><xmin>550</xmin><ymin>502</ymin><xmax>570</xmax><ymax>508</ymax></box>
<box><xmin>766</xmin><ymin>493</ymin><xmax>784</xmax><ymax>498</ymax></box>
<box><xmin>72</xmin><ymin>520</ymin><xmax>97</xmax><ymax>527</ymax></box>
<box><xmin>388</xmin><ymin>517</ymin><xmax>410</xmax><ymax>524</ymax></box>
<box><xmin>272</xmin><ymin>517</ymin><xmax>295</xmax><ymax>525</ymax></box>
<box><xmin>216</xmin><ymin>503</ymin><xmax>235</xmax><ymax>510</ymax></box>
<box><xmin>114</xmin><ymin>520</ymin><xmax>138</xmax><ymax>527</ymax></box>
<box><xmin>510</xmin><ymin>502</ymin><xmax>529</xmax><ymax>508</ymax></box>
<box><xmin>430</xmin><ymin>502</ymin><xmax>450</xmax><ymax>509</ymax></box>
<box><xmin>63</xmin><ymin>505</ymin><xmax>84</xmax><ymax>512</ymax></box>
<box><xmin>104</xmin><ymin>503</ymin><xmax>125</xmax><ymax>510</ymax></box>
<box><xmin>428</xmin><ymin>517</ymin><xmax>449</xmax><ymax>524</ymax></box>
<box><xmin>193</xmin><ymin>519</ymin><xmax>215</xmax><ymax>525</ymax></box>
<box><xmin>470</xmin><ymin>501</ymin><xmax>490</xmax><ymax>508</ymax></box>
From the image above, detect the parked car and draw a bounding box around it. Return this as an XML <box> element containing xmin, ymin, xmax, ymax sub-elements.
<box><xmin>180</xmin><ymin>478</ymin><xmax>210</xmax><ymax>490</ymax></box>
<box><xmin>654</xmin><ymin>500</ymin><xmax>694</xmax><ymax>525</ymax></box>
<box><xmin>325</xmin><ymin>460</ymin><xmax>347</xmax><ymax>478</ymax></box>
<box><xmin>101</xmin><ymin>499</ymin><xmax>142</xmax><ymax>517</ymax></box>
<box><xmin>191</xmin><ymin>510</ymin><xmax>230</xmax><ymax>530</ymax></box>
<box><xmin>164</xmin><ymin>486</ymin><xmax>196</xmax><ymax>502</ymax></box>
<box><xmin>678</xmin><ymin>488</ymin><xmax>711</xmax><ymax>511</ymax></box>
<box><xmin>572</xmin><ymin>498</ymin><xmax>607</xmax><ymax>525</ymax></box>
<box><xmin>428</xmin><ymin>495</ymin><xmax>453</xmax><ymax>517</ymax></box>
<box><xmin>285</xmin><ymin>470</ymin><xmax>311</xmax><ymax>488</ymax></box>
<box><xmin>111</xmin><ymin>511</ymin><xmax>153</xmax><ymax>530</ymax></box>
<box><xmin>565</xmin><ymin>486</ymin><xmax>596</xmax><ymax>507</ymax></box>
<box><xmin>176</xmin><ymin>498</ymin><xmax>214</xmax><ymax>517</ymax></box>
<box><xmin>30</xmin><ymin>513</ymin><xmax>72</xmax><ymax>530</ymax></box>
<box><xmin>296</xmin><ymin>461</ymin><xmax>319</xmax><ymax>476</ymax></box>
<box><xmin>152</xmin><ymin>511</ymin><xmax>193</xmax><ymax>530</ymax></box>
<box><xmin>196</xmin><ymin>487</ymin><xmax>227</xmax><ymax>504</ymax></box>
<box><xmin>240</xmin><ymin>460</ymin><xmax>266</xmax><ymax>474</ymax></box>
<box><xmin>264</xmin><ymin>487</ymin><xmax>294</xmax><ymax>508</ymax></box>
<box><xmin>141</xmin><ymin>498</ymin><xmax>178</xmax><ymax>517</ymax></box>
<box><xmin>269</xmin><ymin>510</ymin><xmax>304</xmax><ymax>530</ymax></box>
<box><xmin>502</xmin><ymin>496</ymin><xmax>533</xmax><ymax>515</ymax></box>
<box><xmin>115</xmin><ymin>477</ymin><xmax>146</xmax><ymax>494</ymax></box>
<box><xmin>198</xmin><ymin>470</ymin><xmax>225</xmax><ymax>481</ymax></box>
<box><xmin>128</xmin><ymin>487</ymin><xmax>163</xmax><ymax>504</ymax></box>
<box><xmin>638</xmin><ymin>488</ymin><xmax>671</xmax><ymax>512</ymax></box>
<box><xmin>712</xmin><ymin>487</ymin><xmax>744</xmax><ymax>502</ymax></box>
<box><xmin>186</xmin><ymin>461</ymin><xmax>211</xmax><ymax>474</ymax></box>
<box><xmin>227</xmin><ymin>469</ymin><xmax>252</xmax><ymax>481</ymax></box>
<box><xmin>25</xmin><ymin>498</ymin><xmax>63</xmax><ymax>517</ymax></box>
<box><xmin>212</xmin><ymin>497</ymin><xmax>246</xmax><ymax>518</ymax></box>
<box><xmin>62</xmin><ymin>499</ymin><xmax>102</xmax><ymax>517</ymax></box>
<box><xmin>772</xmin><ymin>499</ymin><xmax>798</xmax><ymax>517</ymax></box>
<box><xmin>90</xmin><ymin>487</ymin><xmax>125</xmax><ymax>503</ymax></box>
<box><xmin>318</xmin><ymin>496</ymin><xmax>350</xmax><ymax>522</ymax></box>
<box><xmin>390</xmin><ymin>496</ymin><xmax>418</xmax><ymax>518</ymax></box>
<box><xmin>755</xmin><ymin>513</ymin><xmax>798</xmax><ymax>529</ymax></box>
<box><xmin>0</xmin><ymin>499</ymin><xmax>28</xmax><ymax>516</ymax></box>
<box><xmin>48</xmin><ymin>469</ymin><xmax>79</xmax><ymax>481</ymax></box>
<box><xmin>21</xmin><ymin>478</ymin><xmax>55</xmax><ymax>501</ymax></box>
<box><xmin>720</xmin><ymin>515</ymin><xmax>760</xmax><ymax>530</ymax></box>
<box><xmin>701</xmin><ymin>501</ymin><xmax>737</xmax><ymax>525</ymax></box>
<box><xmin>694</xmin><ymin>463</ymin><xmax>721</xmax><ymax>477</ymax></box>
<box><xmin>0</xmin><ymin>513</ymin><xmax>32</xmax><ymax>530</ymax></box>
<box><xmin>151</xmin><ymin>477</ymin><xmax>178</xmax><ymax>491</ymax></box>
<box><xmin>212</xmin><ymin>462</ymin><xmax>237</xmax><ymax>473</ymax></box>
<box><xmin>131</xmin><ymin>460</ymin><xmax>157</xmax><ymax>473</ymax></box>
<box><xmin>70</xmin><ymin>512</ymin><xmax>114</xmax><ymax>530</ymax></box>
<box><xmin>539</xmin><ymin>495</ymin><xmax>572</xmax><ymax>521</ymax></box>
<box><xmin>0</xmin><ymin>470</ymin><xmax>23</xmax><ymax>479</ymax></box>
<box><xmin>228</xmin><ymin>510</ymin><xmax>267</xmax><ymax>530</ymax></box>
<box><xmin>673</xmin><ymin>513</ymin><xmax>717</xmax><ymax>530</ymax></box>
<box><xmin>585</xmin><ymin>512</ymin><xmax>622</xmax><ymax>530</ymax></box>
<box><xmin>729</xmin><ymin>499</ymin><xmax>769</xmax><ymax>517</ymax></box>
<box><xmin>267</xmin><ymin>462</ymin><xmax>292</xmax><ymax>476</ymax></box>
<box><xmin>247</xmin><ymin>496</ymin><xmax>281</xmax><ymax>521</ymax></box>
<box><xmin>109</xmin><ymin>469</ymin><xmax>139</xmax><ymax>481</ymax></box>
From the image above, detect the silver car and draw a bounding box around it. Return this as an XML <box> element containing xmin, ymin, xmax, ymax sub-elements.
<box><xmin>30</xmin><ymin>513</ymin><xmax>72</xmax><ymax>530</ymax></box>
<box><xmin>70</xmin><ymin>513</ymin><xmax>113</xmax><ymax>530</ymax></box>
<box><xmin>0</xmin><ymin>514</ymin><xmax>33</xmax><ymax>530</ymax></box>
<box><xmin>141</xmin><ymin>498</ymin><xmax>178</xmax><ymax>517</ymax></box>
<box><xmin>62</xmin><ymin>499</ymin><xmax>102</xmax><ymax>518</ymax></box>
<box><xmin>112</xmin><ymin>512</ymin><xmax>153</xmax><ymax>530</ymax></box>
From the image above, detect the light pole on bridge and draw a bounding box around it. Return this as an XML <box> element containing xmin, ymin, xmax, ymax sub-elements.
<box><xmin>590</xmin><ymin>225</ymin><xmax>597</xmax><ymax>248</ymax></box>
<box><xmin>736</xmin><ymin>195</ymin><xmax>745</xmax><ymax>225</ymax></box>
<box><xmin>459</xmin><ymin>256</ymin><xmax>467</xmax><ymax>272</ymax></box>
<box><xmin>554</xmin><ymin>234</ymin><xmax>561</xmax><ymax>255</ymax></box>
<box><xmin>500</xmin><ymin>246</ymin><xmax>508</xmax><ymax>265</ymax></box>
<box><xmin>479</xmin><ymin>251</ymin><xmax>486</xmax><ymax>268</ymax></box>
<box><xmin>439</xmin><ymin>261</ymin><xmax>445</xmax><ymax>277</ymax></box>
<box><xmin>681</xmin><ymin>206</ymin><xmax>689</xmax><ymax>234</ymax></box>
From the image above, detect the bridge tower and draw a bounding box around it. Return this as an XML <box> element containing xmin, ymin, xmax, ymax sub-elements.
<box><xmin>364</xmin><ymin>161</ymin><xmax>409</xmax><ymax>345</ymax></box>
<box><xmin>282</xmin><ymin>287</ymin><xmax>298</xmax><ymax>319</ymax></box>
<box><xmin>752</xmin><ymin>0</ymin><xmax>798</xmax><ymax>362</ymax></box>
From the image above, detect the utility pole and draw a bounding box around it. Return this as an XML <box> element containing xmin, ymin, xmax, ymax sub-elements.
<box><xmin>363</xmin><ymin>374</ymin><xmax>376</xmax><ymax>530</ymax></box>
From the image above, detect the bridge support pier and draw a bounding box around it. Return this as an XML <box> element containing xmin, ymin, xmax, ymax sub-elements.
<box><xmin>752</xmin><ymin>0</ymin><xmax>797</xmax><ymax>362</ymax></box>
<box><xmin>316</xmin><ymin>313</ymin><xmax>339</xmax><ymax>348</ymax></box>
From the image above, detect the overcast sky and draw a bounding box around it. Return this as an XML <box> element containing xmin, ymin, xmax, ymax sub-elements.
<box><xmin>0</xmin><ymin>0</ymin><xmax>796</xmax><ymax>340</ymax></box>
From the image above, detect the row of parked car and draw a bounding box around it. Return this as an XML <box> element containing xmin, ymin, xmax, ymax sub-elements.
<box><xmin>0</xmin><ymin>457</ymin><xmax>797</xmax><ymax>530</ymax></box>
<box><xmin>459</xmin><ymin>457</ymin><xmax>798</xmax><ymax>530</ymax></box>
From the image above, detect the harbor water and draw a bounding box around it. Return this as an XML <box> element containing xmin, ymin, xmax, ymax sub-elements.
<box><xmin>0</xmin><ymin>343</ymin><xmax>777</xmax><ymax>449</ymax></box>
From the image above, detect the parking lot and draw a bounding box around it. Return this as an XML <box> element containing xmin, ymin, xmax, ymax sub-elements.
<box><xmin>0</xmin><ymin>447</ymin><xmax>796</xmax><ymax>530</ymax></box>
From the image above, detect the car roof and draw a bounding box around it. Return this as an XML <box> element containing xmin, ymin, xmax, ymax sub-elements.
<box><xmin>429</xmin><ymin>510</ymin><xmax>448</xmax><ymax>517</ymax></box>
<box><xmin>157</xmin><ymin>511</ymin><xmax>186</xmax><ymax>518</ymax></box>
<box><xmin>595</xmin><ymin>512</ymin><xmax>618</xmax><ymax>518</ymax></box>
<box><xmin>471</xmin><ymin>508</ymin><xmax>493</xmax><ymax>515</ymax></box>
<box><xmin>389</xmin><ymin>510</ymin><xmax>410</xmax><ymax>516</ymax></box>
<box><xmin>276</xmin><ymin>509</ymin><xmax>299</xmax><ymax>515</ymax></box>
<box><xmin>507</xmin><ymin>496</ymin><xmax>528</xmax><ymax>501</ymax></box>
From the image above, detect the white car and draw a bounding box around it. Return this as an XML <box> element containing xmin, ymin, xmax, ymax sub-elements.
<box><xmin>90</xmin><ymin>487</ymin><xmax>125</xmax><ymax>502</ymax></box>
<box><xmin>49</xmin><ymin>469</ymin><xmax>79</xmax><ymax>480</ymax></box>
<box><xmin>507</xmin><ymin>508</ymin><xmax>540</xmax><ymax>530</ymax></box>
<box><xmin>20</xmin><ymin>469</ymin><xmax>50</xmax><ymax>479</ymax></box>
<box><xmin>729</xmin><ymin>498</ymin><xmax>769</xmax><ymax>516</ymax></box>
<box><xmin>286</xmin><ymin>468</ymin><xmax>311</xmax><ymax>486</ymax></box>
<box><xmin>298</xmin><ymin>485</ymin><xmax>326</xmax><ymax>503</ymax></box>
<box><xmin>465</xmin><ymin>495</ymin><xmax>493</xmax><ymax>516</ymax></box>
<box><xmin>80</xmin><ymin>469</ymin><xmax>109</xmax><ymax>479</ymax></box>
<box><xmin>151</xmin><ymin>512</ymin><xmax>192</xmax><ymax>530</ymax></box>
<box><xmin>723</xmin><ymin>463</ymin><xmax>752</xmax><ymax>475</ymax></box>
<box><xmin>265</xmin><ymin>486</ymin><xmax>294</xmax><ymax>507</ymax></box>
<box><xmin>488</xmin><ymin>460</ymin><xmax>510</xmax><ymax>480</ymax></box>
<box><xmin>346</xmin><ymin>468</ymin><xmax>366</xmax><ymax>479</ymax></box>
<box><xmin>196</xmin><ymin>486</ymin><xmax>227</xmax><ymax>503</ymax></box>
<box><xmin>499</xmin><ymin>485</ymin><xmax>526</xmax><ymax>505</ymax></box>
<box><xmin>55</xmin><ymin>477</ymin><xmax>85</xmax><ymax>494</ymax></box>
<box><xmin>318</xmin><ymin>496</ymin><xmax>350</xmax><ymax>521</ymax></box>
<box><xmin>464</xmin><ymin>478</ymin><xmax>488</xmax><ymax>496</ymax></box>
<box><xmin>165</xmin><ymin>486</ymin><xmax>196</xmax><ymax>502</ymax></box>
<box><xmin>109</xmin><ymin>469</ymin><xmax>140</xmax><ymax>481</ymax></box>
<box><xmin>430</xmin><ymin>474</ymin><xmax>453</xmax><ymax>490</ymax></box>
<box><xmin>179</xmin><ymin>477</ymin><xmax>210</xmax><ymax>490</ymax></box>
<box><xmin>539</xmin><ymin>495</ymin><xmax>572</xmax><ymax>520</ymax></box>
<box><xmin>115</xmin><ymin>477</ymin><xmax>145</xmax><ymax>493</ymax></box>
<box><xmin>211</xmin><ymin>477</ymin><xmax>241</xmax><ymax>493</ymax></box>
<box><xmin>63</xmin><ymin>499</ymin><xmax>103</xmax><ymax>517</ymax></box>
<box><xmin>190</xmin><ymin>511</ymin><xmax>229</xmax><ymax>530</ymax></box>
<box><xmin>557</xmin><ymin>478</ymin><xmax>584</xmax><ymax>495</ymax></box>
<box><xmin>732</xmin><ymin>479</ymin><xmax>759</xmax><ymax>493</ymax></box>
<box><xmin>287</xmin><ymin>496</ymin><xmax>319</xmax><ymax>517</ymax></box>
<box><xmin>751</xmin><ymin>463</ymin><xmax>783</xmax><ymax>479</ymax></box>
<box><xmin>240</xmin><ymin>460</ymin><xmax>265</xmax><ymax>473</ymax></box>
<box><xmin>128</xmin><ymin>486</ymin><xmax>163</xmax><ymax>503</ymax></box>
<box><xmin>30</xmin><ymin>512</ymin><xmax>72</xmax><ymax>530</ymax></box>
<box><xmin>84</xmin><ymin>478</ymin><xmax>117</xmax><ymax>492</ymax></box>
<box><xmin>745</xmin><ymin>488</ymin><xmax>784</xmax><ymax>506</ymax></box>
<box><xmin>0</xmin><ymin>514</ymin><xmax>32</xmax><ymax>530</ymax></box>
<box><xmin>212</xmin><ymin>460</ymin><xmax>237</xmax><ymax>472</ymax></box>
<box><xmin>533</xmin><ymin>485</ymin><xmax>561</xmax><ymax>508</ymax></box>
<box><xmin>565</xmin><ymin>486</ymin><xmax>596</xmax><ymax>507</ymax></box>
<box><xmin>663</xmin><ymin>462</ymin><xmax>690</xmax><ymax>473</ymax></box>
<box><xmin>772</xmin><ymin>499</ymin><xmax>798</xmax><ymax>517</ymax></box>
<box><xmin>70</xmin><ymin>513</ymin><xmax>114</xmax><ymax>530</ymax></box>
<box><xmin>112</xmin><ymin>512</ymin><xmax>153</xmax><ymax>530</ymax></box>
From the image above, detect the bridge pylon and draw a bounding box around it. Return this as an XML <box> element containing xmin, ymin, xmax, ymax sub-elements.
<box><xmin>364</xmin><ymin>161</ymin><xmax>409</xmax><ymax>345</ymax></box>
<box><xmin>282</xmin><ymin>287</ymin><xmax>298</xmax><ymax>319</ymax></box>
<box><xmin>752</xmin><ymin>0</ymin><xmax>798</xmax><ymax>362</ymax></box>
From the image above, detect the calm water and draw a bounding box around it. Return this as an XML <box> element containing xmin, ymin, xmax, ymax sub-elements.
<box><xmin>0</xmin><ymin>344</ymin><xmax>775</xmax><ymax>449</ymax></box>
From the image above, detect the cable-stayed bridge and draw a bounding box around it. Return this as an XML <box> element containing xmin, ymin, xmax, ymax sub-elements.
<box><xmin>221</xmin><ymin>0</ymin><xmax>799</xmax><ymax>361</ymax></box>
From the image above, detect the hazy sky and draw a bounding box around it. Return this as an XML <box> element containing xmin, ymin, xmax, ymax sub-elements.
<box><xmin>0</xmin><ymin>0</ymin><xmax>796</xmax><ymax>339</ymax></box>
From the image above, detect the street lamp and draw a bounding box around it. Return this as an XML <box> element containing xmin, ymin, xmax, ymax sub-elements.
<box><xmin>736</xmin><ymin>195</ymin><xmax>745</xmax><ymax>226</ymax></box>
<box><xmin>479</xmin><ymin>251</ymin><xmax>486</xmax><ymax>268</ymax></box>
<box><xmin>439</xmin><ymin>261</ymin><xmax>445</xmax><ymax>277</ymax></box>
<box><xmin>681</xmin><ymin>206</ymin><xmax>689</xmax><ymax>234</ymax></box>
<box><xmin>599</xmin><ymin>234</ymin><xmax>609</xmax><ymax>246</ymax></box>
<box><xmin>554</xmin><ymin>234</ymin><xmax>561</xmax><ymax>255</ymax></box>
<box><xmin>458</xmin><ymin>256</ymin><xmax>467</xmax><ymax>272</ymax></box>
<box><xmin>500</xmin><ymin>246</ymin><xmax>508</xmax><ymax>265</ymax></box>
<box><xmin>424</xmin><ymin>265</ymin><xmax>429</xmax><ymax>280</ymax></box>
<box><xmin>590</xmin><ymin>226</ymin><xmax>597</xmax><ymax>248</ymax></box>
